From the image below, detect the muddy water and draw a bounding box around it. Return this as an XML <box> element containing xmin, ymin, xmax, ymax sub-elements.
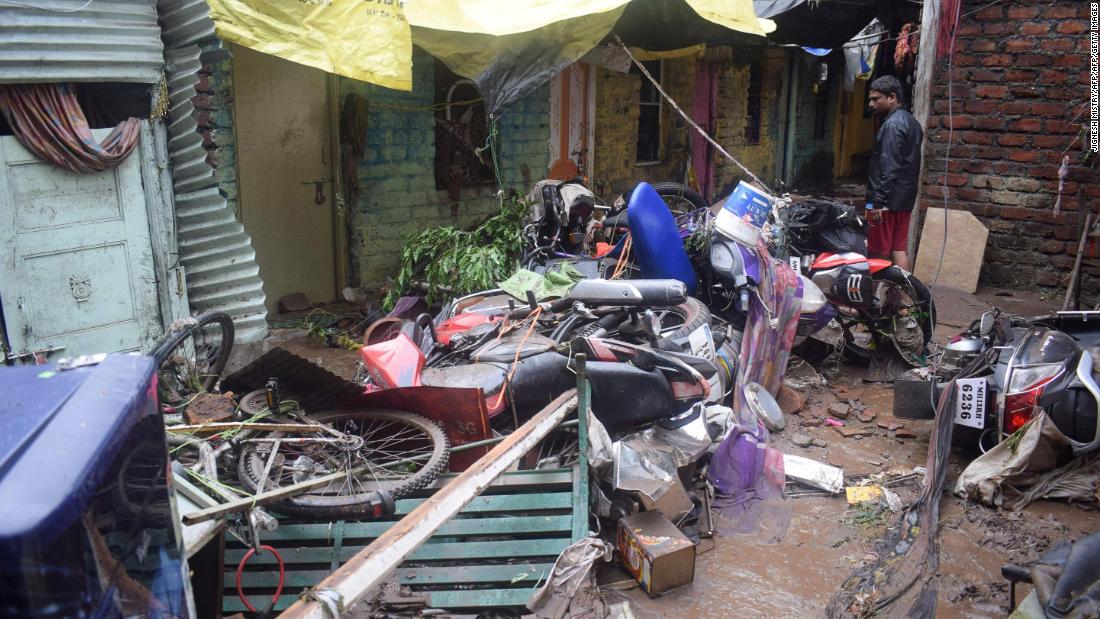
<box><xmin>615</xmin><ymin>364</ymin><xmax>1098</xmax><ymax>617</ymax></box>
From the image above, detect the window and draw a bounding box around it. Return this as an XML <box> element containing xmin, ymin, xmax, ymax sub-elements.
<box><xmin>434</xmin><ymin>60</ymin><xmax>494</xmax><ymax>194</ymax></box>
<box><xmin>633</xmin><ymin>60</ymin><xmax>662</xmax><ymax>164</ymax></box>
<box><xmin>744</xmin><ymin>59</ymin><xmax>763</xmax><ymax>144</ymax></box>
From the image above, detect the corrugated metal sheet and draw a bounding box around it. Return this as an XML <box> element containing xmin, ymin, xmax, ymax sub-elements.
<box><xmin>156</xmin><ymin>0</ymin><xmax>216</xmax><ymax>50</ymax></box>
<box><xmin>165</xmin><ymin>46</ymin><xmax>268</xmax><ymax>343</ymax></box>
<box><xmin>0</xmin><ymin>0</ymin><xmax>163</xmax><ymax>83</ymax></box>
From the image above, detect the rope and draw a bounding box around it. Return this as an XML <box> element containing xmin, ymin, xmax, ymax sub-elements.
<box><xmin>235</xmin><ymin>545</ymin><xmax>285</xmax><ymax>613</ymax></box>
<box><xmin>615</xmin><ymin>36</ymin><xmax>772</xmax><ymax>195</ymax></box>
<box><xmin>489</xmin><ymin>306</ymin><xmax>542</xmax><ymax>410</ymax></box>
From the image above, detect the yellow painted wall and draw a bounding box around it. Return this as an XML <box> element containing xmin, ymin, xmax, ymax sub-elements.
<box><xmin>832</xmin><ymin>79</ymin><xmax>877</xmax><ymax>179</ymax></box>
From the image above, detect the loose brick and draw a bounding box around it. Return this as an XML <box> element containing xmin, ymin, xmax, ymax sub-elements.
<box><xmin>1016</xmin><ymin>54</ymin><xmax>1052</xmax><ymax>67</ymax></box>
<box><xmin>975</xmin><ymin>84</ymin><xmax>1007</xmax><ymax>98</ymax></box>
<box><xmin>1005</xmin><ymin>39</ymin><xmax>1034</xmax><ymax>53</ymax></box>
<box><xmin>1000</xmin><ymin>101</ymin><xmax>1031</xmax><ymax>115</ymax></box>
<box><xmin>1009</xmin><ymin>150</ymin><xmax>1041</xmax><ymax>163</ymax></box>
<box><xmin>1009</xmin><ymin>86</ymin><xmax>1046</xmax><ymax>98</ymax></box>
<box><xmin>1005</xmin><ymin>69</ymin><xmax>1038</xmax><ymax>82</ymax></box>
<box><xmin>1031</xmin><ymin>102</ymin><xmax>1069</xmax><ymax>115</ymax></box>
<box><xmin>1047</xmin><ymin>5</ymin><xmax>1080</xmax><ymax>19</ymax></box>
<box><xmin>980</xmin><ymin>54</ymin><xmax>1014</xmax><ymax>67</ymax></box>
<box><xmin>1009</xmin><ymin>118</ymin><xmax>1042</xmax><ymax>133</ymax></box>
<box><xmin>1039</xmin><ymin>70</ymin><xmax>1070</xmax><ymax>84</ymax></box>
<box><xmin>970</xmin><ymin>69</ymin><xmax>1003</xmax><ymax>82</ymax></box>
<box><xmin>1019</xmin><ymin>23</ymin><xmax>1050</xmax><ymax>36</ymax></box>
<box><xmin>1053</xmin><ymin>55</ymin><xmax>1086</xmax><ymax>68</ymax></box>
<box><xmin>1032</xmin><ymin>135</ymin><xmax>1067</xmax><ymax>148</ymax></box>
<box><xmin>973</xmin><ymin>117</ymin><xmax>1006</xmax><ymax>130</ymax></box>
<box><xmin>1055</xmin><ymin>21</ymin><xmax>1087</xmax><ymax>35</ymax></box>
<box><xmin>1044</xmin><ymin>120</ymin><xmax>1079</xmax><ymax>134</ymax></box>
<box><xmin>983</xmin><ymin>22</ymin><xmax>1009</xmax><ymax>35</ymax></box>
<box><xmin>1006</xmin><ymin>6</ymin><xmax>1039</xmax><ymax>19</ymax></box>
<box><xmin>1003</xmin><ymin>178</ymin><xmax>1042</xmax><ymax>192</ymax></box>
<box><xmin>965</xmin><ymin>100</ymin><xmax>998</xmax><ymax>114</ymax></box>
<box><xmin>996</xmin><ymin>134</ymin><xmax>1028</xmax><ymax>147</ymax></box>
<box><xmin>1039</xmin><ymin>38</ymin><xmax>1076</xmax><ymax>53</ymax></box>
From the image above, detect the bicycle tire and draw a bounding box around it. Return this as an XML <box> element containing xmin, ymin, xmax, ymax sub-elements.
<box><xmin>652</xmin><ymin>182</ymin><xmax>709</xmax><ymax>215</ymax></box>
<box><xmin>236</xmin><ymin>410</ymin><xmax>450</xmax><ymax>519</ymax></box>
<box><xmin>152</xmin><ymin>311</ymin><xmax>235</xmax><ymax>394</ymax></box>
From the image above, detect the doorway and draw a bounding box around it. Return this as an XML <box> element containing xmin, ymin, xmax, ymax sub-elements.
<box><xmin>232</xmin><ymin>45</ymin><xmax>338</xmax><ymax>314</ymax></box>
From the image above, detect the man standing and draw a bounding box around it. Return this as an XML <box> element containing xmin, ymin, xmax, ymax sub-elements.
<box><xmin>865</xmin><ymin>75</ymin><xmax>923</xmax><ymax>271</ymax></box>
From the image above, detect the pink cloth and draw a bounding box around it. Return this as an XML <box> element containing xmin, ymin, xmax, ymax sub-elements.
<box><xmin>691</xmin><ymin>61</ymin><xmax>718</xmax><ymax>200</ymax></box>
<box><xmin>0</xmin><ymin>83</ymin><xmax>139</xmax><ymax>173</ymax></box>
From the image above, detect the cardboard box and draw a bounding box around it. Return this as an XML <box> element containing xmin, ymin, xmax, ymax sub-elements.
<box><xmin>616</xmin><ymin>511</ymin><xmax>696</xmax><ymax>596</ymax></box>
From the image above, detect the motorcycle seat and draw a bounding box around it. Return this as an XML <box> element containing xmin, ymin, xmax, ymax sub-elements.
<box><xmin>626</xmin><ymin>182</ymin><xmax>697</xmax><ymax>295</ymax></box>
<box><xmin>472</xmin><ymin>333</ymin><xmax>557</xmax><ymax>363</ymax></box>
<box><xmin>421</xmin><ymin>363</ymin><xmax>506</xmax><ymax>395</ymax></box>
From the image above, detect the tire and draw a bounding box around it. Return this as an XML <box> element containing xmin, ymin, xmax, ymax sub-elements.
<box><xmin>655</xmin><ymin>297</ymin><xmax>711</xmax><ymax>352</ymax></box>
<box><xmin>236</xmin><ymin>410</ymin><xmax>450</xmax><ymax>519</ymax></box>
<box><xmin>843</xmin><ymin>267</ymin><xmax>936</xmax><ymax>366</ymax></box>
<box><xmin>152</xmin><ymin>311</ymin><xmax>235</xmax><ymax>395</ymax></box>
<box><xmin>651</xmin><ymin>182</ymin><xmax>708</xmax><ymax>215</ymax></box>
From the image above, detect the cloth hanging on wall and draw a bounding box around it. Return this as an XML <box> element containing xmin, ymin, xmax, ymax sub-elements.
<box><xmin>0</xmin><ymin>83</ymin><xmax>139</xmax><ymax>174</ymax></box>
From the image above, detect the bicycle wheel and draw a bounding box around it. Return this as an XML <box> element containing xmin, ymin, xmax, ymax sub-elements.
<box><xmin>236</xmin><ymin>410</ymin><xmax>450</xmax><ymax>519</ymax></box>
<box><xmin>152</xmin><ymin>311</ymin><xmax>234</xmax><ymax>409</ymax></box>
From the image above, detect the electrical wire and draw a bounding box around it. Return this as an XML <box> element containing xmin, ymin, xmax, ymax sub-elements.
<box><xmin>0</xmin><ymin>0</ymin><xmax>93</xmax><ymax>11</ymax></box>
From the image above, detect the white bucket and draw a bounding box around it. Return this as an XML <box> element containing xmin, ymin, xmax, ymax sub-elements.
<box><xmin>715</xmin><ymin>181</ymin><xmax>776</xmax><ymax>245</ymax></box>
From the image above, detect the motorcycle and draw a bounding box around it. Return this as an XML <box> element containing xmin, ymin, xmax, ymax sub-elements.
<box><xmin>768</xmin><ymin>196</ymin><xmax>936</xmax><ymax>366</ymax></box>
<box><xmin>895</xmin><ymin>309</ymin><xmax>1100</xmax><ymax>455</ymax></box>
<box><xmin>359</xmin><ymin>277</ymin><xmax>723</xmax><ymax>439</ymax></box>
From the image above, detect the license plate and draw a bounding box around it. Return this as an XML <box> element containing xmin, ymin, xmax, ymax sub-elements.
<box><xmin>688</xmin><ymin>324</ymin><xmax>714</xmax><ymax>360</ymax></box>
<box><xmin>954</xmin><ymin>377</ymin><xmax>987</xmax><ymax>429</ymax></box>
<box><xmin>788</xmin><ymin>256</ymin><xmax>801</xmax><ymax>272</ymax></box>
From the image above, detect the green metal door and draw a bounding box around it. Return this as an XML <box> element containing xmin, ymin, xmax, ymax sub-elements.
<box><xmin>0</xmin><ymin>129</ymin><xmax>162</xmax><ymax>362</ymax></box>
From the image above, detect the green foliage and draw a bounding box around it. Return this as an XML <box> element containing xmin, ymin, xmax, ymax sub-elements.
<box><xmin>384</xmin><ymin>195</ymin><xmax>529</xmax><ymax>309</ymax></box>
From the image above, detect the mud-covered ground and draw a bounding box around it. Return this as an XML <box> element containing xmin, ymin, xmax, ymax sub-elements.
<box><xmin>611</xmin><ymin>286</ymin><xmax>1099</xmax><ymax>617</ymax></box>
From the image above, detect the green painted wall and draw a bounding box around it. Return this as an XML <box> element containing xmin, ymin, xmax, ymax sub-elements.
<box><xmin>341</xmin><ymin>53</ymin><xmax>550</xmax><ymax>290</ymax></box>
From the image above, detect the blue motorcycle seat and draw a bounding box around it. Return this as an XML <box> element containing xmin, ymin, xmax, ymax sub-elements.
<box><xmin>626</xmin><ymin>182</ymin><xmax>697</xmax><ymax>294</ymax></box>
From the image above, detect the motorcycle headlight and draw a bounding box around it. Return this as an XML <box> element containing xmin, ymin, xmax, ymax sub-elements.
<box><xmin>798</xmin><ymin>274</ymin><xmax>828</xmax><ymax>313</ymax></box>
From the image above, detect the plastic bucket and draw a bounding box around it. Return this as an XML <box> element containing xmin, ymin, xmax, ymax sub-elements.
<box><xmin>715</xmin><ymin>181</ymin><xmax>775</xmax><ymax>245</ymax></box>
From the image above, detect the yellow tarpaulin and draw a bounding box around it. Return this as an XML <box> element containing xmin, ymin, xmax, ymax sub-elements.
<box><xmin>206</xmin><ymin>0</ymin><xmax>413</xmax><ymax>91</ymax></box>
<box><xmin>404</xmin><ymin>0</ymin><xmax>773</xmax><ymax>112</ymax></box>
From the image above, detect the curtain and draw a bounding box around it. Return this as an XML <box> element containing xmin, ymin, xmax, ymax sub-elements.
<box><xmin>0</xmin><ymin>83</ymin><xmax>140</xmax><ymax>174</ymax></box>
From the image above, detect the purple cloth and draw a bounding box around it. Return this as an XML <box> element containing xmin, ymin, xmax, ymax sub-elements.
<box><xmin>386</xmin><ymin>296</ymin><xmax>428</xmax><ymax>320</ymax></box>
<box><xmin>708</xmin><ymin>422</ymin><xmax>791</xmax><ymax>542</ymax></box>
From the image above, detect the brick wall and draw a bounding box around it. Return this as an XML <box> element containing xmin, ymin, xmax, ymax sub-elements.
<box><xmin>920</xmin><ymin>0</ymin><xmax>1095</xmax><ymax>291</ymax></box>
<box><xmin>342</xmin><ymin>52</ymin><xmax>550</xmax><ymax>289</ymax></box>
<box><xmin>590</xmin><ymin>56</ymin><xmax>697</xmax><ymax>199</ymax></box>
<box><xmin>193</xmin><ymin>54</ymin><xmax>240</xmax><ymax>214</ymax></box>
<box><xmin>713</xmin><ymin>49</ymin><xmax>786</xmax><ymax>195</ymax></box>
<box><xmin>592</xmin><ymin>51</ymin><xmax>787</xmax><ymax>203</ymax></box>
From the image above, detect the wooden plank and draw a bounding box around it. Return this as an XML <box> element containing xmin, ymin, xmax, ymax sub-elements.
<box><xmin>226</xmin><ymin>538</ymin><xmax>570</xmax><ymax>565</ymax></box>
<box><xmin>231</xmin><ymin>563</ymin><xmax>553</xmax><ymax>589</ymax></box>
<box><xmin>908</xmin><ymin>0</ymin><xmax>941</xmax><ymax>259</ymax></box>
<box><xmin>259</xmin><ymin>515</ymin><xmax>572</xmax><ymax>542</ymax></box>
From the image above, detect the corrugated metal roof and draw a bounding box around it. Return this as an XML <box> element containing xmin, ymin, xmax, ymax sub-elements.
<box><xmin>157</xmin><ymin>0</ymin><xmax>216</xmax><ymax>50</ymax></box>
<box><xmin>165</xmin><ymin>45</ymin><xmax>268</xmax><ymax>343</ymax></box>
<box><xmin>0</xmin><ymin>0</ymin><xmax>163</xmax><ymax>83</ymax></box>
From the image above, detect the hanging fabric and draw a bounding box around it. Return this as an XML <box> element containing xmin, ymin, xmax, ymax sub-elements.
<box><xmin>0</xmin><ymin>83</ymin><xmax>140</xmax><ymax>174</ymax></box>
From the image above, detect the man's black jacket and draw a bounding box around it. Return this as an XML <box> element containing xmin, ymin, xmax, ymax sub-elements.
<box><xmin>866</xmin><ymin>107</ymin><xmax>923</xmax><ymax>212</ymax></box>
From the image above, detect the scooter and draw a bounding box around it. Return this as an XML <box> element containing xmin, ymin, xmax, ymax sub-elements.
<box><xmin>895</xmin><ymin>310</ymin><xmax>1100</xmax><ymax>455</ymax></box>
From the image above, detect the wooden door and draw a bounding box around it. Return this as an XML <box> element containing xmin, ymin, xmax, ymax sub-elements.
<box><xmin>233</xmin><ymin>45</ymin><xmax>337</xmax><ymax>313</ymax></box>
<box><xmin>0</xmin><ymin>130</ymin><xmax>161</xmax><ymax>361</ymax></box>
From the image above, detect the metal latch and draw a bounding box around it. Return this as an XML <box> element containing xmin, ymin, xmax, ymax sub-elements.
<box><xmin>301</xmin><ymin>178</ymin><xmax>332</xmax><ymax>205</ymax></box>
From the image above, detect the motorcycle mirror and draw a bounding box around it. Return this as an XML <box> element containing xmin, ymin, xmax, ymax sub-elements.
<box><xmin>979</xmin><ymin>311</ymin><xmax>996</xmax><ymax>337</ymax></box>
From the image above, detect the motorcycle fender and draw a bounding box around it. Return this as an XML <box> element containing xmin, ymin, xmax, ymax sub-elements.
<box><xmin>867</xmin><ymin>258</ymin><xmax>893</xmax><ymax>273</ymax></box>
